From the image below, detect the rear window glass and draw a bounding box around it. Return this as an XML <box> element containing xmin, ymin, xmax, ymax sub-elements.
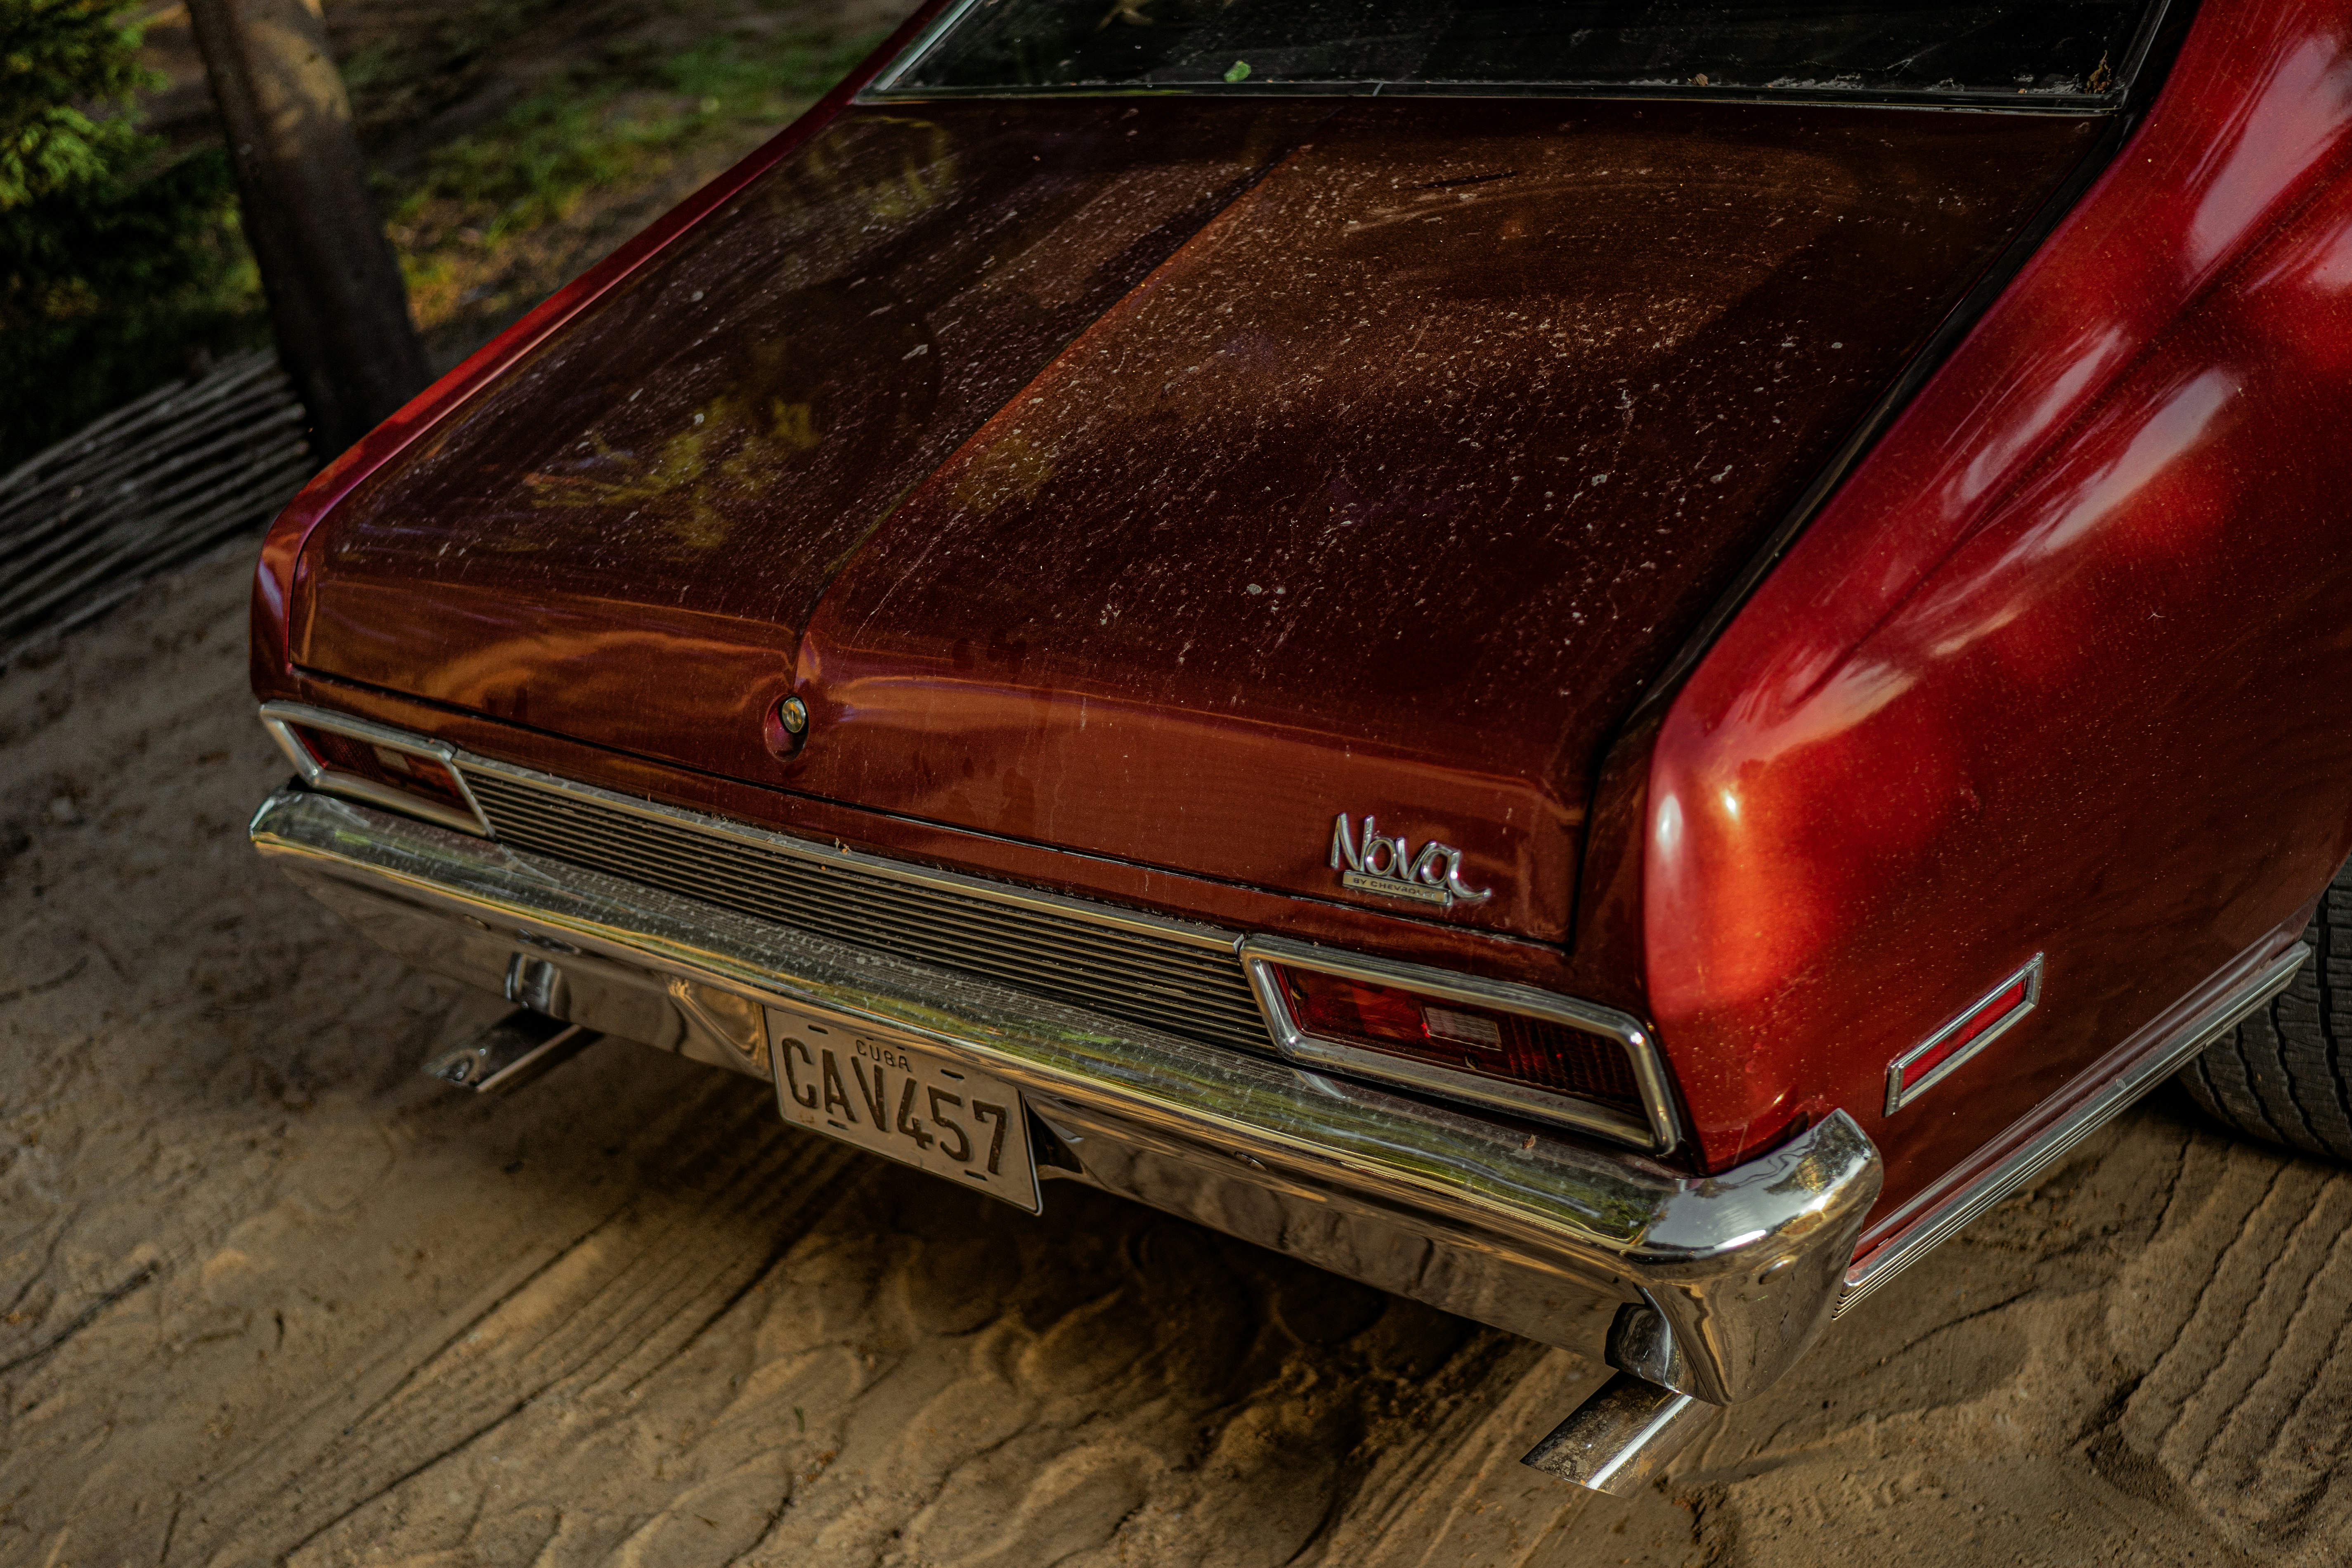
<box><xmin>873</xmin><ymin>0</ymin><xmax>2158</xmax><ymax>102</ymax></box>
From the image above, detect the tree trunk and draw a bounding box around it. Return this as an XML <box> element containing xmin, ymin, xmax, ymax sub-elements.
<box><xmin>183</xmin><ymin>0</ymin><xmax>429</xmax><ymax>460</ymax></box>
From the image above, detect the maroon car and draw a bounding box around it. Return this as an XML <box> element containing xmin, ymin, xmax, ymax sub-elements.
<box><xmin>247</xmin><ymin>0</ymin><xmax>2352</xmax><ymax>1490</ymax></box>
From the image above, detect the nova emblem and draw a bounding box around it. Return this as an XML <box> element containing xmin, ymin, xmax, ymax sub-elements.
<box><xmin>1328</xmin><ymin>814</ymin><xmax>1493</xmax><ymax>908</ymax></box>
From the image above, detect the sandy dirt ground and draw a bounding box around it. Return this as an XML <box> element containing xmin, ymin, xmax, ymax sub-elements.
<box><xmin>3</xmin><ymin>550</ymin><xmax>2351</xmax><ymax>1566</ymax></box>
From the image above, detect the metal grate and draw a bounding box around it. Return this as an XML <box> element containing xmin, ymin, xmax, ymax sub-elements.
<box><xmin>461</xmin><ymin>769</ymin><xmax>1275</xmax><ymax>1057</ymax></box>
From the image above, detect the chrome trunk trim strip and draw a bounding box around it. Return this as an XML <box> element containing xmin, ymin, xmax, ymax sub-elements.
<box><xmin>1838</xmin><ymin>936</ymin><xmax>2309</xmax><ymax>1314</ymax></box>
<box><xmin>251</xmin><ymin>784</ymin><xmax>1882</xmax><ymax>1405</ymax></box>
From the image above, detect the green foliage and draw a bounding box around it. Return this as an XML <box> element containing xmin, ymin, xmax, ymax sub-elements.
<box><xmin>0</xmin><ymin>0</ymin><xmax>266</xmax><ymax>473</ymax></box>
<box><xmin>0</xmin><ymin>0</ymin><xmax>149</xmax><ymax>206</ymax></box>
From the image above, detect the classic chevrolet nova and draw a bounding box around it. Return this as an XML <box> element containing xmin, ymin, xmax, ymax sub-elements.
<box><xmin>247</xmin><ymin>0</ymin><xmax>2352</xmax><ymax>1490</ymax></box>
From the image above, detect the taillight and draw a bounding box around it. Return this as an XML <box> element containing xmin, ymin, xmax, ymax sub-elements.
<box><xmin>260</xmin><ymin>704</ymin><xmax>486</xmax><ymax>835</ymax></box>
<box><xmin>1244</xmin><ymin>940</ymin><xmax>1674</xmax><ymax>1151</ymax></box>
<box><xmin>288</xmin><ymin>725</ymin><xmax>471</xmax><ymax>815</ymax></box>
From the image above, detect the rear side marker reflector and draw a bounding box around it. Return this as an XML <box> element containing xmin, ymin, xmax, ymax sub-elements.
<box><xmin>1885</xmin><ymin>954</ymin><xmax>2044</xmax><ymax>1115</ymax></box>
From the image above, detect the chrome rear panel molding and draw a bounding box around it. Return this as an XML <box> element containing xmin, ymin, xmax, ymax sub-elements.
<box><xmin>454</xmin><ymin>758</ymin><xmax>1271</xmax><ymax>1058</ymax></box>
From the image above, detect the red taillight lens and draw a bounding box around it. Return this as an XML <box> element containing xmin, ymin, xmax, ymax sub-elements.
<box><xmin>1273</xmin><ymin>964</ymin><xmax>1644</xmax><ymax>1115</ymax></box>
<box><xmin>288</xmin><ymin>724</ymin><xmax>471</xmax><ymax>816</ymax></box>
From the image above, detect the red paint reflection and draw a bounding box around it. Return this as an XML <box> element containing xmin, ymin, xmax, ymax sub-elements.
<box><xmin>1648</xmin><ymin>0</ymin><xmax>2352</xmax><ymax>1197</ymax></box>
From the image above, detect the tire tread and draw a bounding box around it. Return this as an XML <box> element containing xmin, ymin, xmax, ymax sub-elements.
<box><xmin>2186</xmin><ymin>873</ymin><xmax>2352</xmax><ymax>1163</ymax></box>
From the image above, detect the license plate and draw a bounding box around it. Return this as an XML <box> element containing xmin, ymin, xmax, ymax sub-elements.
<box><xmin>765</xmin><ymin>1006</ymin><xmax>1040</xmax><ymax>1213</ymax></box>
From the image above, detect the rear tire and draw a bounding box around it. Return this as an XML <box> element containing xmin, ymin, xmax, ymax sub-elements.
<box><xmin>2181</xmin><ymin>862</ymin><xmax>2352</xmax><ymax>1162</ymax></box>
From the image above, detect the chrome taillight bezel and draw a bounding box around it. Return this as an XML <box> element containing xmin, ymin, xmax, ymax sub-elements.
<box><xmin>1240</xmin><ymin>934</ymin><xmax>1682</xmax><ymax>1154</ymax></box>
<box><xmin>258</xmin><ymin>701</ymin><xmax>492</xmax><ymax>837</ymax></box>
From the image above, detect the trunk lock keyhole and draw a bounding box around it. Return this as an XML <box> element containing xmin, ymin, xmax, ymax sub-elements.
<box><xmin>764</xmin><ymin>694</ymin><xmax>811</xmax><ymax>758</ymax></box>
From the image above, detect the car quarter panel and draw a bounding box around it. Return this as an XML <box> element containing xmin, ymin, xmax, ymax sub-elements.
<box><xmin>1644</xmin><ymin>0</ymin><xmax>2352</xmax><ymax>1195</ymax></box>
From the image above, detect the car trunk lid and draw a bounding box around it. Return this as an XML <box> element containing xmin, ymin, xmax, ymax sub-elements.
<box><xmin>292</xmin><ymin>95</ymin><xmax>2096</xmax><ymax>941</ymax></box>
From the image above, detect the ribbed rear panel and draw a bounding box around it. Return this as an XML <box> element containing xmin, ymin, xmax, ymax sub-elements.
<box><xmin>461</xmin><ymin>770</ymin><xmax>1273</xmax><ymax>1056</ymax></box>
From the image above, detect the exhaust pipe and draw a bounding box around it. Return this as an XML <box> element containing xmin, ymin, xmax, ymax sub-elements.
<box><xmin>1520</xmin><ymin>1372</ymin><xmax>1718</xmax><ymax>1495</ymax></box>
<box><xmin>424</xmin><ymin>1008</ymin><xmax>599</xmax><ymax>1095</ymax></box>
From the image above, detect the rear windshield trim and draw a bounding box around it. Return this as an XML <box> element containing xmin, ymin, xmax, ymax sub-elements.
<box><xmin>861</xmin><ymin>0</ymin><xmax>2173</xmax><ymax>110</ymax></box>
<box><xmin>860</xmin><ymin>78</ymin><xmax>2122</xmax><ymax>111</ymax></box>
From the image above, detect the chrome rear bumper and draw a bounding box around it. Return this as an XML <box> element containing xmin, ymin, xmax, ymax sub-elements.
<box><xmin>251</xmin><ymin>784</ymin><xmax>1880</xmax><ymax>1407</ymax></box>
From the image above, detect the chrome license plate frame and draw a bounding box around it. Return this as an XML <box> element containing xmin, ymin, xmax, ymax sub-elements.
<box><xmin>765</xmin><ymin>1005</ymin><xmax>1040</xmax><ymax>1213</ymax></box>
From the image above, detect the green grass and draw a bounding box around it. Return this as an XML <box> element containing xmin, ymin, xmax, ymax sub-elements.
<box><xmin>337</xmin><ymin>0</ymin><xmax>581</xmax><ymax>146</ymax></box>
<box><xmin>395</xmin><ymin>28</ymin><xmax>891</xmax><ymax>244</ymax></box>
